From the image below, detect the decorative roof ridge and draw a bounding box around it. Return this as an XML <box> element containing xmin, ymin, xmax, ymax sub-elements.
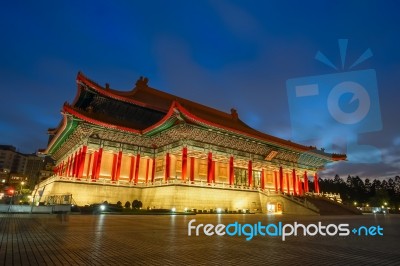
<box><xmin>142</xmin><ymin>101</ymin><xmax>179</xmax><ymax>135</ymax></box>
<box><xmin>76</xmin><ymin>72</ymin><xmax>243</xmax><ymax>122</ymax></box>
<box><xmin>174</xmin><ymin>102</ymin><xmax>345</xmax><ymax>160</ymax></box>
<box><xmin>129</xmin><ymin>83</ymin><xmax>237</xmax><ymax>119</ymax></box>
<box><xmin>44</xmin><ymin>112</ymin><xmax>68</xmax><ymax>154</ymax></box>
<box><xmin>62</xmin><ymin>102</ymin><xmax>180</xmax><ymax>136</ymax></box>
<box><xmin>63</xmin><ymin>104</ymin><xmax>142</xmax><ymax>134</ymax></box>
<box><xmin>75</xmin><ymin>72</ymin><xmax>166</xmax><ymax>113</ymax></box>
<box><xmin>173</xmin><ymin>102</ymin><xmax>310</xmax><ymax>151</ymax></box>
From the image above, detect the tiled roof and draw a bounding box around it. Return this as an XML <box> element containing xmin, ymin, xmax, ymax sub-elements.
<box><xmin>68</xmin><ymin>72</ymin><xmax>346</xmax><ymax>160</ymax></box>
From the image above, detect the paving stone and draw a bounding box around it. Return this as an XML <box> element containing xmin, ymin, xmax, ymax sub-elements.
<box><xmin>0</xmin><ymin>213</ymin><xmax>399</xmax><ymax>265</ymax></box>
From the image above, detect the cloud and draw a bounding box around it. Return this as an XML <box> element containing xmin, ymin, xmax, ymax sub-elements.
<box><xmin>393</xmin><ymin>136</ymin><xmax>400</xmax><ymax>146</ymax></box>
<box><xmin>321</xmin><ymin>145</ymin><xmax>400</xmax><ymax>179</ymax></box>
<box><xmin>210</xmin><ymin>0</ymin><xmax>263</xmax><ymax>40</ymax></box>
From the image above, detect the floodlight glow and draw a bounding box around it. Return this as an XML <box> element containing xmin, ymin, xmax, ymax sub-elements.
<box><xmin>100</xmin><ymin>205</ymin><xmax>106</xmax><ymax>211</ymax></box>
<box><xmin>171</xmin><ymin>207</ymin><xmax>176</xmax><ymax>212</ymax></box>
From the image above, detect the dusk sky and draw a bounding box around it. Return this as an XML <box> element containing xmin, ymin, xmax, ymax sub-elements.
<box><xmin>1</xmin><ymin>1</ymin><xmax>399</xmax><ymax>180</ymax></box>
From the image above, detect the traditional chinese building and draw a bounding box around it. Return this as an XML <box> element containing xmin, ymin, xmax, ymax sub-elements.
<box><xmin>36</xmin><ymin>72</ymin><xmax>346</xmax><ymax>214</ymax></box>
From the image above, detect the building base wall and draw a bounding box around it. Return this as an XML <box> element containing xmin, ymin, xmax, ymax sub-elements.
<box><xmin>140</xmin><ymin>185</ymin><xmax>261</xmax><ymax>212</ymax></box>
<box><xmin>35</xmin><ymin>180</ymin><xmax>318</xmax><ymax>215</ymax></box>
<box><xmin>36</xmin><ymin>181</ymin><xmax>141</xmax><ymax>206</ymax></box>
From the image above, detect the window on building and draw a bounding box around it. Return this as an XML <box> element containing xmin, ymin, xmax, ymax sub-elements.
<box><xmin>253</xmin><ymin>170</ymin><xmax>261</xmax><ymax>187</ymax></box>
<box><xmin>234</xmin><ymin>168</ymin><xmax>247</xmax><ymax>186</ymax></box>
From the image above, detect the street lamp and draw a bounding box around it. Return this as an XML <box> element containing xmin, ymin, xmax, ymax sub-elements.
<box><xmin>20</xmin><ymin>181</ymin><xmax>25</xmax><ymax>194</ymax></box>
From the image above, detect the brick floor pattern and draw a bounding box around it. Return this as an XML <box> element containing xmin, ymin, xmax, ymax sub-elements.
<box><xmin>0</xmin><ymin>214</ymin><xmax>399</xmax><ymax>265</ymax></box>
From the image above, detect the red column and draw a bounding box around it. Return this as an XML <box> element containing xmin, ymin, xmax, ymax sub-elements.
<box><xmin>314</xmin><ymin>172</ymin><xmax>320</xmax><ymax>193</ymax></box>
<box><xmin>86</xmin><ymin>153</ymin><xmax>92</xmax><ymax>178</ymax></box>
<box><xmin>261</xmin><ymin>169</ymin><xmax>265</xmax><ymax>190</ymax></box>
<box><xmin>111</xmin><ymin>153</ymin><xmax>117</xmax><ymax>182</ymax></box>
<box><xmin>279</xmin><ymin>167</ymin><xmax>284</xmax><ymax>193</ymax></box>
<box><xmin>77</xmin><ymin>148</ymin><xmax>83</xmax><ymax>178</ymax></box>
<box><xmin>95</xmin><ymin>148</ymin><xmax>103</xmax><ymax>180</ymax></box>
<box><xmin>298</xmin><ymin>174</ymin><xmax>303</xmax><ymax>195</ymax></box>
<box><xmin>304</xmin><ymin>171</ymin><xmax>309</xmax><ymax>192</ymax></box>
<box><xmin>151</xmin><ymin>157</ymin><xmax>155</xmax><ymax>183</ymax></box>
<box><xmin>59</xmin><ymin>162</ymin><xmax>63</xmax><ymax>175</ymax></box>
<box><xmin>211</xmin><ymin>161</ymin><xmax>216</xmax><ymax>183</ymax></box>
<box><xmin>190</xmin><ymin>157</ymin><xmax>195</xmax><ymax>183</ymax></box>
<box><xmin>72</xmin><ymin>151</ymin><xmax>78</xmax><ymax>177</ymax></box>
<box><xmin>286</xmin><ymin>173</ymin><xmax>290</xmax><ymax>194</ymax></box>
<box><xmin>207</xmin><ymin>152</ymin><xmax>212</xmax><ymax>184</ymax></box>
<box><xmin>134</xmin><ymin>154</ymin><xmax>140</xmax><ymax>184</ymax></box>
<box><xmin>292</xmin><ymin>169</ymin><xmax>297</xmax><ymax>196</ymax></box>
<box><xmin>182</xmin><ymin>147</ymin><xmax>187</xmax><ymax>181</ymax></box>
<box><xmin>91</xmin><ymin>151</ymin><xmax>98</xmax><ymax>180</ymax></box>
<box><xmin>75</xmin><ymin>149</ymin><xmax>81</xmax><ymax>177</ymax></box>
<box><xmin>229</xmin><ymin>156</ymin><xmax>234</xmax><ymax>186</ymax></box>
<box><xmin>248</xmin><ymin>160</ymin><xmax>253</xmax><ymax>187</ymax></box>
<box><xmin>129</xmin><ymin>156</ymin><xmax>135</xmax><ymax>182</ymax></box>
<box><xmin>65</xmin><ymin>157</ymin><xmax>70</xmax><ymax>176</ymax></box>
<box><xmin>68</xmin><ymin>155</ymin><xmax>73</xmax><ymax>177</ymax></box>
<box><xmin>274</xmin><ymin>171</ymin><xmax>278</xmax><ymax>192</ymax></box>
<box><xmin>78</xmin><ymin>146</ymin><xmax>87</xmax><ymax>178</ymax></box>
<box><xmin>71</xmin><ymin>152</ymin><xmax>76</xmax><ymax>177</ymax></box>
<box><xmin>145</xmin><ymin>158</ymin><xmax>150</xmax><ymax>183</ymax></box>
<box><xmin>70</xmin><ymin>152</ymin><xmax>75</xmax><ymax>177</ymax></box>
<box><xmin>115</xmin><ymin>151</ymin><xmax>122</xmax><ymax>182</ymax></box>
<box><xmin>164</xmin><ymin>153</ymin><xmax>170</xmax><ymax>182</ymax></box>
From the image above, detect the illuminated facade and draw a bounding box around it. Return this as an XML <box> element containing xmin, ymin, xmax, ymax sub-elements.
<box><xmin>37</xmin><ymin>72</ymin><xmax>346</xmax><ymax>213</ymax></box>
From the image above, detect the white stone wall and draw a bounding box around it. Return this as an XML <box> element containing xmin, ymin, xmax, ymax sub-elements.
<box><xmin>35</xmin><ymin>180</ymin><xmax>319</xmax><ymax>215</ymax></box>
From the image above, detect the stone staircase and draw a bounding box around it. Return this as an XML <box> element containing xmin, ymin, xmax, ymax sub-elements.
<box><xmin>305</xmin><ymin>196</ymin><xmax>362</xmax><ymax>215</ymax></box>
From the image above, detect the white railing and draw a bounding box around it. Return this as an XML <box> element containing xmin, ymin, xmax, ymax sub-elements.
<box><xmin>305</xmin><ymin>191</ymin><xmax>342</xmax><ymax>203</ymax></box>
<box><xmin>277</xmin><ymin>193</ymin><xmax>319</xmax><ymax>213</ymax></box>
<box><xmin>37</xmin><ymin>175</ymin><xmax>281</xmax><ymax>193</ymax></box>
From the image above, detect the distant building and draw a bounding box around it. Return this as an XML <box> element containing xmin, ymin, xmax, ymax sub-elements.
<box><xmin>0</xmin><ymin>145</ymin><xmax>27</xmax><ymax>174</ymax></box>
<box><xmin>0</xmin><ymin>145</ymin><xmax>50</xmax><ymax>189</ymax></box>
<box><xmin>25</xmin><ymin>154</ymin><xmax>45</xmax><ymax>189</ymax></box>
<box><xmin>38</xmin><ymin>156</ymin><xmax>55</xmax><ymax>184</ymax></box>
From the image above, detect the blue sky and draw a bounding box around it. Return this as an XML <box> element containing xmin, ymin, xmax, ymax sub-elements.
<box><xmin>0</xmin><ymin>0</ymin><xmax>399</xmax><ymax>179</ymax></box>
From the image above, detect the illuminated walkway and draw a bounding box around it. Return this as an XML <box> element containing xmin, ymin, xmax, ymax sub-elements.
<box><xmin>0</xmin><ymin>214</ymin><xmax>399</xmax><ymax>265</ymax></box>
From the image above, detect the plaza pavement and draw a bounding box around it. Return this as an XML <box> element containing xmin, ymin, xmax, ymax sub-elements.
<box><xmin>0</xmin><ymin>213</ymin><xmax>399</xmax><ymax>265</ymax></box>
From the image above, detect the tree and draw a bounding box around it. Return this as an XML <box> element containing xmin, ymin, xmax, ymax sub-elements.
<box><xmin>124</xmin><ymin>201</ymin><xmax>131</xmax><ymax>209</ymax></box>
<box><xmin>132</xmin><ymin>199</ymin><xmax>143</xmax><ymax>209</ymax></box>
<box><xmin>370</xmin><ymin>189</ymin><xmax>390</xmax><ymax>207</ymax></box>
<box><xmin>310</xmin><ymin>174</ymin><xmax>400</xmax><ymax>209</ymax></box>
<box><xmin>364</xmin><ymin>179</ymin><xmax>372</xmax><ymax>194</ymax></box>
<box><xmin>387</xmin><ymin>178</ymin><xmax>395</xmax><ymax>198</ymax></box>
<box><xmin>394</xmin><ymin>176</ymin><xmax>400</xmax><ymax>195</ymax></box>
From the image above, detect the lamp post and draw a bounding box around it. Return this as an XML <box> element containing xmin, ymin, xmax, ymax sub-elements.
<box><xmin>18</xmin><ymin>181</ymin><xmax>25</xmax><ymax>204</ymax></box>
<box><xmin>20</xmin><ymin>181</ymin><xmax>25</xmax><ymax>194</ymax></box>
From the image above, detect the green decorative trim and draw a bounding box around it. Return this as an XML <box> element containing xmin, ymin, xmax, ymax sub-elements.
<box><xmin>48</xmin><ymin>118</ymin><xmax>79</xmax><ymax>155</ymax></box>
<box><xmin>144</xmin><ymin>118</ymin><xmax>177</xmax><ymax>137</ymax></box>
